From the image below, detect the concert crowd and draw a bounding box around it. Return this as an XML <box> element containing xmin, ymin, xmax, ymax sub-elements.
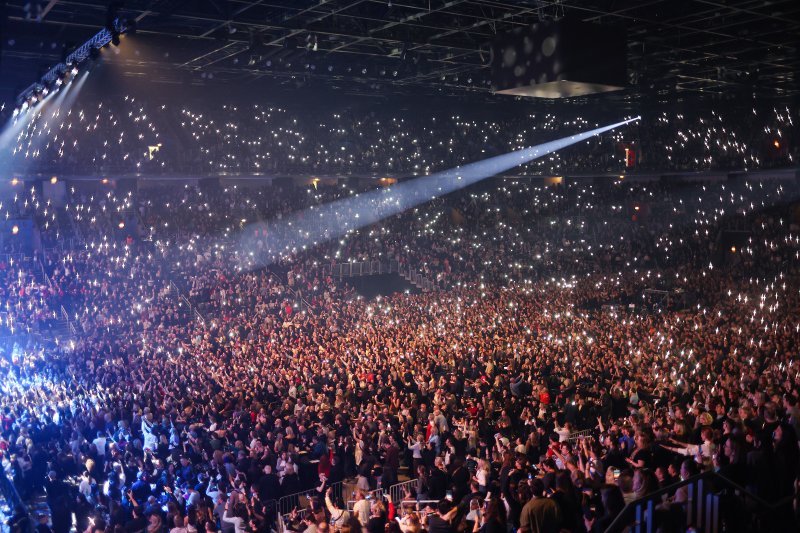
<box><xmin>0</xmin><ymin>156</ymin><xmax>799</xmax><ymax>533</ymax></box>
<box><xmin>3</xmin><ymin>95</ymin><xmax>796</xmax><ymax>176</ymax></box>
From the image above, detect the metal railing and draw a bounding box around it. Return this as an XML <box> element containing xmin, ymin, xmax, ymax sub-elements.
<box><xmin>41</xmin><ymin>236</ymin><xmax>83</xmax><ymax>253</ymax></box>
<box><xmin>565</xmin><ymin>428</ymin><xmax>594</xmax><ymax>442</ymax></box>
<box><xmin>388</xmin><ymin>479</ymin><xmax>418</xmax><ymax>504</ymax></box>
<box><xmin>605</xmin><ymin>473</ymin><xmax>714</xmax><ymax>533</ymax></box>
<box><xmin>267</xmin><ymin>271</ymin><xmax>315</xmax><ymax>315</ymax></box>
<box><xmin>322</xmin><ymin>259</ymin><xmax>399</xmax><ymax>278</ymax></box>
<box><xmin>60</xmin><ymin>305</ymin><xmax>78</xmax><ymax>335</ymax></box>
<box><xmin>0</xmin><ymin>253</ymin><xmax>27</xmax><ymax>267</ymax></box>
<box><xmin>0</xmin><ymin>464</ymin><xmax>35</xmax><ymax>533</ymax></box>
<box><xmin>37</xmin><ymin>258</ymin><xmax>53</xmax><ymax>290</ymax></box>
<box><xmin>278</xmin><ymin>480</ymin><xmax>343</xmax><ymax>518</ymax></box>
<box><xmin>280</xmin><ymin>478</ymin><xmax>422</xmax><ymax>529</ymax></box>
<box><xmin>169</xmin><ymin>280</ymin><xmax>206</xmax><ymax>324</ymax></box>
<box><xmin>393</xmin><ymin>500</ymin><xmax>440</xmax><ymax>514</ymax></box>
<box><xmin>321</xmin><ymin>259</ymin><xmax>442</xmax><ymax>291</ymax></box>
<box><xmin>346</xmin><ymin>488</ymin><xmax>384</xmax><ymax>511</ymax></box>
<box><xmin>604</xmin><ymin>471</ymin><xmax>796</xmax><ymax>533</ymax></box>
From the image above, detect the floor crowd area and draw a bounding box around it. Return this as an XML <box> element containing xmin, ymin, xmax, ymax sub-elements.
<box><xmin>1</xmin><ymin>176</ymin><xmax>799</xmax><ymax>533</ymax></box>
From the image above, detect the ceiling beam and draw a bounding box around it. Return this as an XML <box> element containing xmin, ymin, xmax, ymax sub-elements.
<box><xmin>40</xmin><ymin>0</ymin><xmax>60</xmax><ymax>20</ymax></box>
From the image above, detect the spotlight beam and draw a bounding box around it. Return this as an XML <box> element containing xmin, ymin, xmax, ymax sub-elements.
<box><xmin>240</xmin><ymin>117</ymin><xmax>639</xmax><ymax>269</ymax></box>
<box><xmin>0</xmin><ymin>72</ymin><xmax>89</xmax><ymax>172</ymax></box>
<box><xmin>0</xmin><ymin>90</ymin><xmax>59</xmax><ymax>155</ymax></box>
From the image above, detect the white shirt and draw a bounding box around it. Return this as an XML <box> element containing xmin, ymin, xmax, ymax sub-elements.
<box><xmin>353</xmin><ymin>499</ymin><xmax>371</xmax><ymax>526</ymax></box>
<box><xmin>223</xmin><ymin>510</ymin><xmax>247</xmax><ymax>533</ymax></box>
<box><xmin>93</xmin><ymin>436</ymin><xmax>107</xmax><ymax>456</ymax></box>
<box><xmin>408</xmin><ymin>441</ymin><xmax>422</xmax><ymax>459</ymax></box>
<box><xmin>79</xmin><ymin>478</ymin><xmax>93</xmax><ymax>499</ymax></box>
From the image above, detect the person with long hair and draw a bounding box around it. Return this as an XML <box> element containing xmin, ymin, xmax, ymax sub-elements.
<box><xmin>222</xmin><ymin>492</ymin><xmax>248</xmax><ymax>533</ymax></box>
<box><xmin>625</xmin><ymin>432</ymin><xmax>653</xmax><ymax>470</ymax></box>
<box><xmin>472</xmin><ymin>497</ymin><xmax>506</xmax><ymax>533</ymax></box>
<box><xmin>324</xmin><ymin>487</ymin><xmax>351</xmax><ymax>532</ymax></box>
<box><xmin>146</xmin><ymin>514</ymin><xmax>164</xmax><ymax>533</ymax></box>
<box><xmin>586</xmin><ymin>485</ymin><xmax>625</xmax><ymax>532</ymax></box>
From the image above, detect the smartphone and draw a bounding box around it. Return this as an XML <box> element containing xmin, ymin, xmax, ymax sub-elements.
<box><xmin>445</xmin><ymin>491</ymin><xmax>453</xmax><ymax>501</ymax></box>
<box><xmin>613</xmin><ymin>468</ymin><xmax>620</xmax><ymax>480</ymax></box>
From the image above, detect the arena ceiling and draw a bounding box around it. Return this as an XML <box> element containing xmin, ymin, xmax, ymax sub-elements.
<box><xmin>2</xmin><ymin>0</ymin><xmax>799</xmax><ymax>101</ymax></box>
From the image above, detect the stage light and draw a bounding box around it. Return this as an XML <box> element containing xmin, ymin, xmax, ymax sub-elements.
<box><xmin>118</xmin><ymin>221</ymin><xmax>125</xmax><ymax>229</ymax></box>
<box><xmin>11</xmin><ymin>225</ymin><xmax>19</xmax><ymax>235</ymax></box>
<box><xmin>50</xmin><ymin>176</ymin><xmax>58</xmax><ymax>184</ymax></box>
<box><xmin>90</xmin><ymin>47</ymin><xmax>101</xmax><ymax>60</ymax></box>
<box><xmin>11</xmin><ymin>178</ymin><xmax>19</xmax><ymax>186</ymax></box>
<box><xmin>101</xmin><ymin>178</ymin><xmax>109</xmax><ymax>184</ymax></box>
<box><xmin>111</xmin><ymin>32</ymin><xmax>121</xmax><ymax>46</ymax></box>
<box><xmin>71</xmin><ymin>65</ymin><xmax>79</xmax><ymax>76</ymax></box>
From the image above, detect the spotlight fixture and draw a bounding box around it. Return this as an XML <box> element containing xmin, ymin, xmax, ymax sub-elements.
<box><xmin>90</xmin><ymin>46</ymin><xmax>100</xmax><ymax>60</ymax></box>
<box><xmin>15</xmin><ymin>15</ymin><xmax>130</xmax><ymax>111</ymax></box>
